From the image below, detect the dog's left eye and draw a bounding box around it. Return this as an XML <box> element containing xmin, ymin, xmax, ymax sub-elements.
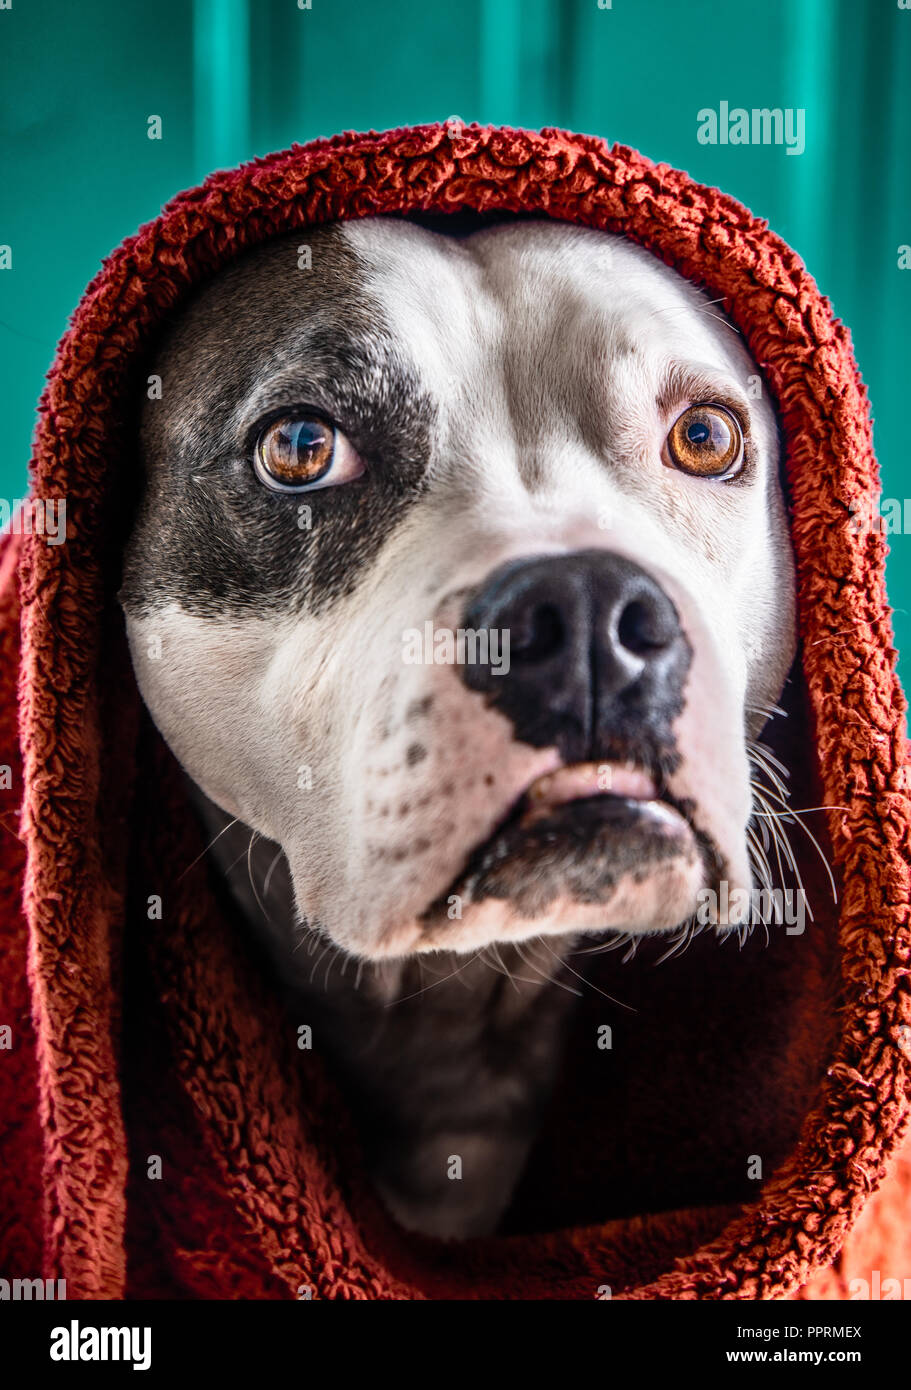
<box><xmin>665</xmin><ymin>403</ymin><xmax>744</xmax><ymax>478</ymax></box>
<box><xmin>254</xmin><ymin>416</ymin><xmax>365</xmax><ymax>492</ymax></box>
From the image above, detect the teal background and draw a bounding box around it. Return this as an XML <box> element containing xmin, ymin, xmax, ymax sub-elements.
<box><xmin>1</xmin><ymin>0</ymin><xmax>909</xmax><ymax>671</ymax></box>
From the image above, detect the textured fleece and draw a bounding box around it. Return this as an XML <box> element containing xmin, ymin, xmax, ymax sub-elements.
<box><xmin>0</xmin><ymin>122</ymin><xmax>909</xmax><ymax>1299</ymax></box>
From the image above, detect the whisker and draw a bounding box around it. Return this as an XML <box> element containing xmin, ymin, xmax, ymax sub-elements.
<box><xmin>308</xmin><ymin>941</ymin><xmax>334</xmax><ymax>985</ymax></box>
<box><xmin>178</xmin><ymin>816</ymin><xmax>241</xmax><ymax>880</ymax></box>
<box><xmin>752</xmin><ymin>784</ymin><xmax>818</xmax><ymax>925</ymax></box>
<box><xmin>751</xmin><ymin>785</ymin><xmax>838</xmax><ymax>903</ymax></box>
<box><xmin>262</xmin><ymin>848</ymin><xmax>284</xmax><ymax>899</ymax></box>
<box><xmin>747</xmin><ymin>742</ymin><xmax>791</xmax><ymax>803</ymax></box>
<box><xmin>224</xmin><ymin>844</ymin><xmax>253</xmax><ymax>875</ymax></box>
<box><xmin>653</xmin><ymin>916</ymin><xmax>704</xmax><ymax>964</ymax></box>
<box><xmin>488</xmin><ymin>942</ymin><xmax>521</xmax><ymax>993</ymax></box>
<box><xmin>514</xmin><ymin>938</ymin><xmax>564</xmax><ymax>990</ymax></box>
<box><xmin>321</xmin><ymin>945</ymin><xmax>340</xmax><ymax>992</ymax></box>
<box><xmin>246</xmin><ymin>831</ymin><xmax>270</xmax><ymax>922</ymax></box>
<box><xmin>746</xmin><ymin>822</ymin><xmax>774</xmax><ymax>892</ymax></box>
<box><xmin>575</xmin><ymin>930</ymin><xmax>641</xmax><ymax>965</ymax></box>
<box><xmin>385</xmin><ymin>951</ymin><xmax>484</xmax><ymax>1006</ymax></box>
<box><xmin>482</xmin><ymin>943</ymin><xmax>567</xmax><ymax>993</ymax></box>
<box><xmin>290</xmin><ymin>922</ymin><xmax>327</xmax><ymax>958</ymax></box>
<box><xmin>751</xmin><ymin>780</ymin><xmax>788</xmax><ymax>903</ymax></box>
<box><xmin>746</xmin><ymin>701</ymin><xmax>787</xmax><ymax>721</ymax></box>
<box><xmin>537</xmin><ymin>938</ymin><xmax>636</xmax><ymax>1010</ymax></box>
<box><xmin>698</xmin><ymin>307</ymin><xmax>741</xmax><ymax>337</ymax></box>
<box><xmin>748</xmin><ymin>742</ymin><xmax>791</xmax><ymax>782</ymax></box>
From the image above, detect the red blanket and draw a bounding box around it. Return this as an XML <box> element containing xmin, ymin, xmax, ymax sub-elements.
<box><xmin>1</xmin><ymin>122</ymin><xmax>909</xmax><ymax>1299</ymax></box>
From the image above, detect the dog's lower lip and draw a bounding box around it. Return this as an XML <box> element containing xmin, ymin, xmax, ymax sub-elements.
<box><xmin>519</xmin><ymin>760</ymin><xmax>658</xmax><ymax>826</ymax></box>
<box><xmin>421</xmin><ymin>757</ymin><xmax>697</xmax><ymax>925</ymax></box>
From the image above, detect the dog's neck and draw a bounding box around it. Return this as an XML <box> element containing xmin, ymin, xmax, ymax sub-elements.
<box><xmin>186</xmin><ymin>783</ymin><xmax>582</xmax><ymax>1238</ymax></box>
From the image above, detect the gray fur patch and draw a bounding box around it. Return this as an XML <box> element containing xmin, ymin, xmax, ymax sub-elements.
<box><xmin>120</xmin><ymin>225</ymin><xmax>436</xmax><ymax>619</ymax></box>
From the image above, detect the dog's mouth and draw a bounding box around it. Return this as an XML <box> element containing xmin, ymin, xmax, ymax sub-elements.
<box><xmin>422</xmin><ymin>757</ymin><xmax>704</xmax><ymax>927</ymax></box>
<box><xmin>516</xmin><ymin>760</ymin><xmax>688</xmax><ymax>834</ymax></box>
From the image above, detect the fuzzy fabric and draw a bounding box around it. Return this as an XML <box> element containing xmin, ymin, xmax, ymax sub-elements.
<box><xmin>1</xmin><ymin>122</ymin><xmax>910</xmax><ymax>1300</ymax></box>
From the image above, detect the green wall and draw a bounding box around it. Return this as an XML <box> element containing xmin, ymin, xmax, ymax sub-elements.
<box><xmin>2</xmin><ymin>0</ymin><xmax>910</xmax><ymax>675</ymax></box>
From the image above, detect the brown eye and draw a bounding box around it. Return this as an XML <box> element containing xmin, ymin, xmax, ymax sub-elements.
<box><xmin>254</xmin><ymin>416</ymin><xmax>365</xmax><ymax>492</ymax></box>
<box><xmin>666</xmin><ymin>403</ymin><xmax>743</xmax><ymax>478</ymax></box>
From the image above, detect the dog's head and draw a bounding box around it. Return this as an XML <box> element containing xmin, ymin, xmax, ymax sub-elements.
<box><xmin>119</xmin><ymin>216</ymin><xmax>796</xmax><ymax>960</ymax></box>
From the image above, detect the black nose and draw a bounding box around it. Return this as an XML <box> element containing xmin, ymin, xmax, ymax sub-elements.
<box><xmin>461</xmin><ymin>550</ymin><xmax>691</xmax><ymax>763</ymax></box>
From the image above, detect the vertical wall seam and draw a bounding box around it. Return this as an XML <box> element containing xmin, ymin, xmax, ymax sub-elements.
<box><xmin>193</xmin><ymin>0</ymin><xmax>251</xmax><ymax>180</ymax></box>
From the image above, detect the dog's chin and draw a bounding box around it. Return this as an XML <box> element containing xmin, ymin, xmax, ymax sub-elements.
<box><xmin>309</xmin><ymin>786</ymin><xmax>713</xmax><ymax>961</ymax></box>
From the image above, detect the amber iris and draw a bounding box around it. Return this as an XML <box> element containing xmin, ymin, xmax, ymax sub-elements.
<box><xmin>666</xmin><ymin>403</ymin><xmax>743</xmax><ymax>477</ymax></box>
<box><xmin>257</xmin><ymin>417</ymin><xmax>335</xmax><ymax>486</ymax></box>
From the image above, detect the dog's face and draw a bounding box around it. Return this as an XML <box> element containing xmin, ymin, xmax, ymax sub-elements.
<box><xmin>120</xmin><ymin>216</ymin><xmax>796</xmax><ymax>961</ymax></box>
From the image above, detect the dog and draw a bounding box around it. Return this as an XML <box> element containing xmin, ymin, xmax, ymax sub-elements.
<box><xmin>119</xmin><ymin>215</ymin><xmax>797</xmax><ymax>1239</ymax></box>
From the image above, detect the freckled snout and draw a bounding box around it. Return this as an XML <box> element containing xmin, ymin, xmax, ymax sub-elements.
<box><xmin>461</xmin><ymin>550</ymin><xmax>693</xmax><ymax>764</ymax></box>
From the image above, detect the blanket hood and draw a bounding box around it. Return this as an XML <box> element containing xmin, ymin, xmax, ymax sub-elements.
<box><xmin>1</xmin><ymin>122</ymin><xmax>910</xmax><ymax>1300</ymax></box>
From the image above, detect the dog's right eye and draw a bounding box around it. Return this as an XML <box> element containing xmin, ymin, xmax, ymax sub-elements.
<box><xmin>254</xmin><ymin>415</ymin><xmax>365</xmax><ymax>492</ymax></box>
